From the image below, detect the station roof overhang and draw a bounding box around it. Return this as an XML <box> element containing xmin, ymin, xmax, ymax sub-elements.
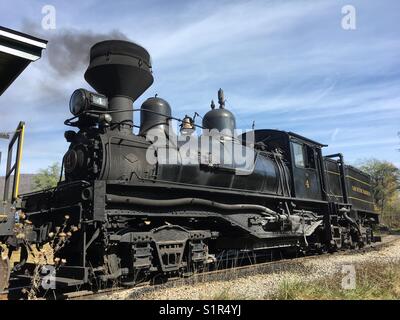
<box><xmin>0</xmin><ymin>26</ymin><xmax>47</xmax><ymax>96</ymax></box>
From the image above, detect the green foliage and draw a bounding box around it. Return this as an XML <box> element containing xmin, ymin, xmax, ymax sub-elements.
<box><xmin>359</xmin><ymin>159</ymin><xmax>399</xmax><ymax>211</ymax></box>
<box><xmin>32</xmin><ymin>162</ymin><xmax>61</xmax><ymax>190</ymax></box>
<box><xmin>357</xmin><ymin>159</ymin><xmax>400</xmax><ymax>227</ymax></box>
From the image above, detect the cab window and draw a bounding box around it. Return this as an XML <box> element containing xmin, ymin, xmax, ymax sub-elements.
<box><xmin>305</xmin><ymin>145</ymin><xmax>316</xmax><ymax>169</ymax></box>
<box><xmin>292</xmin><ymin>141</ymin><xmax>316</xmax><ymax>169</ymax></box>
<box><xmin>292</xmin><ymin>142</ymin><xmax>305</xmax><ymax>167</ymax></box>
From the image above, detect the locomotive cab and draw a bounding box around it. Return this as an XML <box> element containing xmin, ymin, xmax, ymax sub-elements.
<box><xmin>245</xmin><ymin>129</ymin><xmax>326</xmax><ymax>202</ymax></box>
<box><xmin>288</xmin><ymin>133</ymin><xmax>325</xmax><ymax>201</ymax></box>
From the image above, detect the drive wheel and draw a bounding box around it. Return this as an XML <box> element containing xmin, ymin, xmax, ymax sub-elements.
<box><xmin>0</xmin><ymin>255</ymin><xmax>10</xmax><ymax>292</ymax></box>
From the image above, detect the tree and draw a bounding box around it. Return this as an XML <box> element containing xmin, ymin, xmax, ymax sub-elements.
<box><xmin>358</xmin><ymin>159</ymin><xmax>400</xmax><ymax>227</ymax></box>
<box><xmin>32</xmin><ymin>162</ymin><xmax>61</xmax><ymax>190</ymax></box>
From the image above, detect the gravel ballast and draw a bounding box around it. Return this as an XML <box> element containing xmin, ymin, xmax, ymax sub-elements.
<box><xmin>106</xmin><ymin>236</ymin><xmax>400</xmax><ymax>300</ymax></box>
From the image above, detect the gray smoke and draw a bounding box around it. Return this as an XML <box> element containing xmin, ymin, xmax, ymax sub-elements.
<box><xmin>22</xmin><ymin>21</ymin><xmax>129</xmax><ymax>77</ymax></box>
<box><xmin>46</xmin><ymin>29</ymin><xmax>129</xmax><ymax>77</ymax></box>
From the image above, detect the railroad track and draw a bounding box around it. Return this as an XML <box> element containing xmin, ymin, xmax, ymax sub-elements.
<box><xmin>67</xmin><ymin>235</ymin><xmax>399</xmax><ymax>300</ymax></box>
<box><xmin>1</xmin><ymin>235</ymin><xmax>397</xmax><ymax>300</ymax></box>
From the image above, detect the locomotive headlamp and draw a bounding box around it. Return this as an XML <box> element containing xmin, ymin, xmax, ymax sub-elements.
<box><xmin>69</xmin><ymin>88</ymin><xmax>108</xmax><ymax>116</ymax></box>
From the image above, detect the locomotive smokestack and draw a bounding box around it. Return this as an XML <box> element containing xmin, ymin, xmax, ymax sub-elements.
<box><xmin>84</xmin><ymin>40</ymin><xmax>154</xmax><ymax>132</ymax></box>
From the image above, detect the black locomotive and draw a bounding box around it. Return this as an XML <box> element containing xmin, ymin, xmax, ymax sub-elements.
<box><xmin>8</xmin><ymin>40</ymin><xmax>379</xmax><ymax>289</ymax></box>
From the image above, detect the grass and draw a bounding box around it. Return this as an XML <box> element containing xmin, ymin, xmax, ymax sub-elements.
<box><xmin>270</xmin><ymin>262</ymin><xmax>400</xmax><ymax>300</ymax></box>
<box><xmin>9</xmin><ymin>243</ymin><xmax>54</xmax><ymax>265</ymax></box>
<box><xmin>195</xmin><ymin>261</ymin><xmax>400</xmax><ymax>300</ymax></box>
<box><xmin>211</xmin><ymin>288</ymin><xmax>244</xmax><ymax>300</ymax></box>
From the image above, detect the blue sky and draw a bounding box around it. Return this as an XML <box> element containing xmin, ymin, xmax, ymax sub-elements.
<box><xmin>0</xmin><ymin>0</ymin><xmax>399</xmax><ymax>173</ymax></box>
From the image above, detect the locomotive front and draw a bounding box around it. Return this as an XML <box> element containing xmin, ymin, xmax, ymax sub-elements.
<box><xmin>63</xmin><ymin>40</ymin><xmax>158</xmax><ymax>183</ymax></box>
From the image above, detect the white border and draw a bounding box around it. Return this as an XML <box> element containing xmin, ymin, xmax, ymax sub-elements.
<box><xmin>0</xmin><ymin>29</ymin><xmax>47</xmax><ymax>49</ymax></box>
<box><xmin>0</xmin><ymin>45</ymin><xmax>40</xmax><ymax>61</ymax></box>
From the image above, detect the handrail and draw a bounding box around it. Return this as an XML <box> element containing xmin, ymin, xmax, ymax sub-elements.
<box><xmin>3</xmin><ymin>121</ymin><xmax>25</xmax><ymax>203</ymax></box>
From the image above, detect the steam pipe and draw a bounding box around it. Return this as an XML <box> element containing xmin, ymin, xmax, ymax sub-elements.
<box><xmin>340</xmin><ymin>208</ymin><xmax>362</xmax><ymax>236</ymax></box>
<box><xmin>105</xmin><ymin>194</ymin><xmax>277</xmax><ymax>215</ymax></box>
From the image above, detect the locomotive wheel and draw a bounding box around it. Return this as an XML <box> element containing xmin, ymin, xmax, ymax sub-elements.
<box><xmin>0</xmin><ymin>255</ymin><xmax>10</xmax><ymax>292</ymax></box>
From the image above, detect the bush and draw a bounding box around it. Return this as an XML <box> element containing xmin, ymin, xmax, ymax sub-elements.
<box><xmin>32</xmin><ymin>162</ymin><xmax>61</xmax><ymax>190</ymax></box>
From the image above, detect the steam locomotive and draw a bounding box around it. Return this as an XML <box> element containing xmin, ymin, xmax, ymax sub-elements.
<box><xmin>4</xmin><ymin>40</ymin><xmax>379</xmax><ymax>290</ymax></box>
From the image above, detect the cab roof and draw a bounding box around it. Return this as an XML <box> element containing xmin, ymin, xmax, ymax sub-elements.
<box><xmin>249</xmin><ymin>129</ymin><xmax>327</xmax><ymax>148</ymax></box>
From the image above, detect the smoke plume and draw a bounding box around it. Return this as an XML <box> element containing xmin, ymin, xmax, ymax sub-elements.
<box><xmin>46</xmin><ymin>29</ymin><xmax>129</xmax><ymax>77</ymax></box>
<box><xmin>22</xmin><ymin>21</ymin><xmax>129</xmax><ymax>77</ymax></box>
